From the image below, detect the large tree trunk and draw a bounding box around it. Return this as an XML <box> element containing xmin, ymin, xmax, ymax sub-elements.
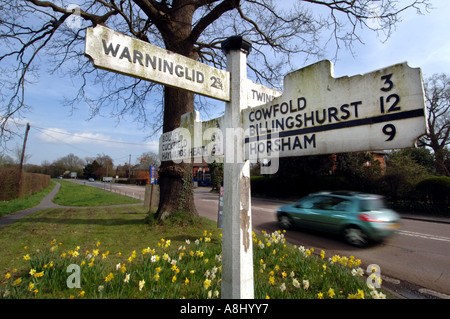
<box><xmin>156</xmin><ymin>86</ymin><xmax>198</xmax><ymax>219</ymax></box>
<box><xmin>153</xmin><ymin>2</ymin><xmax>200</xmax><ymax>220</ymax></box>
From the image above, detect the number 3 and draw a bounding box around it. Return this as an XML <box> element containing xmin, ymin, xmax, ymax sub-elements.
<box><xmin>380</xmin><ymin>74</ymin><xmax>393</xmax><ymax>92</ymax></box>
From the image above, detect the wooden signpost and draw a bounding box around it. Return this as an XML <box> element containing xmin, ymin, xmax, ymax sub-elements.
<box><xmin>243</xmin><ymin>60</ymin><xmax>427</xmax><ymax>160</ymax></box>
<box><xmin>85</xmin><ymin>26</ymin><xmax>428</xmax><ymax>300</ymax></box>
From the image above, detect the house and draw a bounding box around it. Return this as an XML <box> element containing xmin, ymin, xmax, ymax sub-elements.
<box><xmin>130</xmin><ymin>160</ymin><xmax>159</xmax><ymax>185</ymax></box>
<box><xmin>193</xmin><ymin>161</ymin><xmax>211</xmax><ymax>186</ymax></box>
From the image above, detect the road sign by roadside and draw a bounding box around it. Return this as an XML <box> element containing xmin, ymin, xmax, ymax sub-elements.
<box><xmin>243</xmin><ymin>60</ymin><xmax>428</xmax><ymax>159</ymax></box>
<box><xmin>159</xmin><ymin>110</ymin><xmax>224</xmax><ymax>163</ymax></box>
<box><xmin>149</xmin><ymin>165</ymin><xmax>156</xmax><ymax>184</ymax></box>
<box><xmin>85</xmin><ymin>25</ymin><xmax>230</xmax><ymax>101</ymax></box>
<box><xmin>247</xmin><ymin>80</ymin><xmax>282</xmax><ymax>108</ymax></box>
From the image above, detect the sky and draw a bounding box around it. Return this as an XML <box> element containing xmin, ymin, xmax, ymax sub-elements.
<box><xmin>3</xmin><ymin>0</ymin><xmax>450</xmax><ymax>167</ymax></box>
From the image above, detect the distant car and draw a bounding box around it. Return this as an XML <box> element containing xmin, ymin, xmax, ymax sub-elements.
<box><xmin>88</xmin><ymin>178</ymin><xmax>95</xmax><ymax>182</ymax></box>
<box><xmin>276</xmin><ymin>191</ymin><xmax>401</xmax><ymax>247</ymax></box>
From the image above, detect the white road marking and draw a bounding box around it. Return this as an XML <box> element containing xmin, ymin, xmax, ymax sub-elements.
<box><xmin>398</xmin><ymin>230</ymin><xmax>450</xmax><ymax>243</ymax></box>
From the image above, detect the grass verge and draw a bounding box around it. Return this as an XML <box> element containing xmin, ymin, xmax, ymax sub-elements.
<box><xmin>0</xmin><ymin>206</ymin><xmax>386</xmax><ymax>299</ymax></box>
<box><xmin>53</xmin><ymin>180</ymin><xmax>141</xmax><ymax>206</ymax></box>
<box><xmin>0</xmin><ymin>181</ymin><xmax>56</xmax><ymax>218</ymax></box>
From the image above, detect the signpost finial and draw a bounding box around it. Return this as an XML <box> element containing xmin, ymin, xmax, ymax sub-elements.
<box><xmin>221</xmin><ymin>35</ymin><xmax>252</xmax><ymax>55</ymax></box>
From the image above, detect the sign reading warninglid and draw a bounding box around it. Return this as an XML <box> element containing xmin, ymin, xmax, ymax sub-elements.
<box><xmin>85</xmin><ymin>25</ymin><xmax>230</xmax><ymax>101</ymax></box>
<box><xmin>243</xmin><ymin>60</ymin><xmax>428</xmax><ymax>159</ymax></box>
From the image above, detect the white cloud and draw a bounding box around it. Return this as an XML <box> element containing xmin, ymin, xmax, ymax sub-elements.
<box><xmin>36</xmin><ymin>127</ymin><xmax>117</xmax><ymax>146</ymax></box>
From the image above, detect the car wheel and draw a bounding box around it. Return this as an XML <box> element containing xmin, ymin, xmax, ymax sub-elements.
<box><xmin>343</xmin><ymin>226</ymin><xmax>368</xmax><ymax>247</ymax></box>
<box><xmin>279</xmin><ymin>215</ymin><xmax>293</xmax><ymax>230</ymax></box>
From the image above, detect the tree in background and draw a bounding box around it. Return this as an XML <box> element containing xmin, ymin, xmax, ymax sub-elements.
<box><xmin>208</xmin><ymin>161</ymin><xmax>223</xmax><ymax>191</ymax></box>
<box><xmin>83</xmin><ymin>160</ymin><xmax>101</xmax><ymax>180</ymax></box>
<box><xmin>0</xmin><ymin>0</ymin><xmax>431</xmax><ymax>220</ymax></box>
<box><xmin>419</xmin><ymin>73</ymin><xmax>450</xmax><ymax>176</ymax></box>
<box><xmin>381</xmin><ymin>149</ymin><xmax>432</xmax><ymax>201</ymax></box>
<box><xmin>333</xmin><ymin>152</ymin><xmax>382</xmax><ymax>192</ymax></box>
<box><xmin>138</xmin><ymin>152</ymin><xmax>160</xmax><ymax>167</ymax></box>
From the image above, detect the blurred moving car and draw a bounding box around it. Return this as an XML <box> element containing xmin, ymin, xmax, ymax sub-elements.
<box><xmin>276</xmin><ymin>191</ymin><xmax>401</xmax><ymax>247</ymax></box>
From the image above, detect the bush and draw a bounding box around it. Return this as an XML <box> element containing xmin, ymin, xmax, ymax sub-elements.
<box><xmin>0</xmin><ymin>169</ymin><xmax>51</xmax><ymax>201</ymax></box>
<box><xmin>415</xmin><ymin>176</ymin><xmax>450</xmax><ymax>205</ymax></box>
<box><xmin>0</xmin><ymin>169</ymin><xmax>20</xmax><ymax>201</ymax></box>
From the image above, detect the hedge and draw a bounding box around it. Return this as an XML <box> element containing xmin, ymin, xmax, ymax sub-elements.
<box><xmin>0</xmin><ymin>168</ymin><xmax>51</xmax><ymax>201</ymax></box>
<box><xmin>414</xmin><ymin>176</ymin><xmax>450</xmax><ymax>205</ymax></box>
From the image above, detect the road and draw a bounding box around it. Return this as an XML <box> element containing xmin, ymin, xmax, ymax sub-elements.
<box><xmin>69</xmin><ymin>180</ymin><xmax>450</xmax><ymax>298</ymax></box>
<box><xmin>194</xmin><ymin>187</ymin><xmax>450</xmax><ymax>299</ymax></box>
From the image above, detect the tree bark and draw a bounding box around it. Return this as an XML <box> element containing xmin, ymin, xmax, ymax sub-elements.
<box><xmin>156</xmin><ymin>86</ymin><xmax>198</xmax><ymax>219</ymax></box>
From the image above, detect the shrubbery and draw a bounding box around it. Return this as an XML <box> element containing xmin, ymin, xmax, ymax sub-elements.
<box><xmin>0</xmin><ymin>168</ymin><xmax>50</xmax><ymax>201</ymax></box>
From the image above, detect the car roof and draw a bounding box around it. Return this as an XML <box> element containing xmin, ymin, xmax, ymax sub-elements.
<box><xmin>312</xmin><ymin>191</ymin><xmax>384</xmax><ymax>200</ymax></box>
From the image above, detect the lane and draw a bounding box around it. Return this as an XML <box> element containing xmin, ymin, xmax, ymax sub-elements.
<box><xmin>194</xmin><ymin>188</ymin><xmax>450</xmax><ymax>296</ymax></box>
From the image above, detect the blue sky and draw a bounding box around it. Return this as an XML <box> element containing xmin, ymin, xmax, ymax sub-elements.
<box><xmin>4</xmin><ymin>0</ymin><xmax>450</xmax><ymax>166</ymax></box>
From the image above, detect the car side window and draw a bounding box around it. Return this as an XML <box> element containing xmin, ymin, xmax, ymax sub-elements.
<box><xmin>300</xmin><ymin>196</ymin><xmax>328</xmax><ymax>209</ymax></box>
<box><xmin>333</xmin><ymin>199</ymin><xmax>351</xmax><ymax>211</ymax></box>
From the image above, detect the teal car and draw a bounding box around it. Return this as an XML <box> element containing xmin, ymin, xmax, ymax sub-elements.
<box><xmin>276</xmin><ymin>191</ymin><xmax>401</xmax><ymax>247</ymax></box>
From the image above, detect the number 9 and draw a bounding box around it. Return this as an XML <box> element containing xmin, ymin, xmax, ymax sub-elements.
<box><xmin>382</xmin><ymin>124</ymin><xmax>396</xmax><ymax>141</ymax></box>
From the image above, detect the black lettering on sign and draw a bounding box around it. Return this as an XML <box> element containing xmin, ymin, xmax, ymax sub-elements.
<box><xmin>380</xmin><ymin>74</ymin><xmax>394</xmax><ymax>92</ymax></box>
<box><xmin>210</xmin><ymin>76</ymin><xmax>223</xmax><ymax>89</ymax></box>
<box><xmin>380</xmin><ymin>94</ymin><xmax>401</xmax><ymax>114</ymax></box>
<box><xmin>382</xmin><ymin>124</ymin><xmax>396</xmax><ymax>141</ymax></box>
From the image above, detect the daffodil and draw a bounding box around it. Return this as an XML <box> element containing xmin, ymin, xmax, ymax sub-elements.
<box><xmin>139</xmin><ymin>280</ymin><xmax>145</xmax><ymax>291</ymax></box>
<box><xmin>328</xmin><ymin>288</ymin><xmax>335</xmax><ymax>298</ymax></box>
<box><xmin>303</xmin><ymin>280</ymin><xmax>310</xmax><ymax>290</ymax></box>
<box><xmin>105</xmin><ymin>272</ymin><xmax>114</xmax><ymax>282</ymax></box>
<box><xmin>203</xmin><ymin>279</ymin><xmax>211</xmax><ymax>290</ymax></box>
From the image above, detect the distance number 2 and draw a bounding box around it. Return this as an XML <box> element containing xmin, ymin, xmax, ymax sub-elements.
<box><xmin>380</xmin><ymin>74</ymin><xmax>399</xmax><ymax>141</ymax></box>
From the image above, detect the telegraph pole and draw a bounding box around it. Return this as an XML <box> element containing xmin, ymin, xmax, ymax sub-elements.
<box><xmin>18</xmin><ymin>122</ymin><xmax>31</xmax><ymax>196</ymax></box>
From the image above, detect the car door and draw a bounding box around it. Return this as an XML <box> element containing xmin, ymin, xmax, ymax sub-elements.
<box><xmin>292</xmin><ymin>195</ymin><xmax>330</xmax><ymax>230</ymax></box>
<box><xmin>299</xmin><ymin>196</ymin><xmax>352</xmax><ymax>234</ymax></box>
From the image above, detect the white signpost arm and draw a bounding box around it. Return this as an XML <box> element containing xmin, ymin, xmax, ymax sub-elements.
<box><xmin>221</xmin><ymin>36</ymin><xmax>254</xmax><ymax>299</ymax></box>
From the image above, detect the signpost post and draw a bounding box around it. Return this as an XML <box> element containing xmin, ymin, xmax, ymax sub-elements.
<box><xmin>221</xmin><ymin>36</ymin><xmax>254</xmax><ymax>299</ymax></box>
<box><xmin>86</xmin><ymin>26</ymin><xmax>428</xmax><ymax>300</ymax></box>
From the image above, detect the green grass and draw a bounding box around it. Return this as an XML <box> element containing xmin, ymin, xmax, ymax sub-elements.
<box><xmin>0</xmin><ymin>181</ymin><xmax>56</xmax><ymax>218</ymax></box>
<box><xmin>0</xmin><ymin>181</ymin><xmax>388</xmax><ymax>299</ymax></box>
<box><xmin>53</xmin><ymin>180</ymin><xmax>141</xmax><ymax>206</ymax></box>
